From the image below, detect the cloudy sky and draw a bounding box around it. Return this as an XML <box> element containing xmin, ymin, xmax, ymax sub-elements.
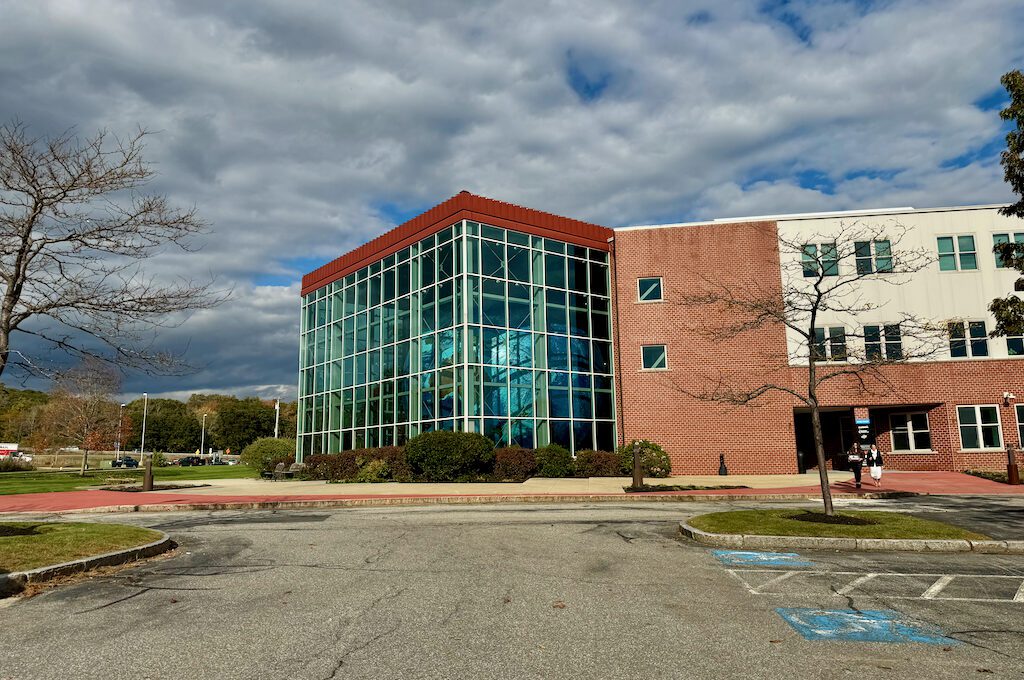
<box><xmin>1</xmin><ymin>0</ymin><xmax>1022</xmax><ymax>400</ymax></box>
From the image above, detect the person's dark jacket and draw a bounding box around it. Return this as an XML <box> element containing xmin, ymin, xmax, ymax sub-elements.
<box><xmin>865</xmin><ymin>450</ymin><xmax>884</xmax><ymax>467</ymax></box>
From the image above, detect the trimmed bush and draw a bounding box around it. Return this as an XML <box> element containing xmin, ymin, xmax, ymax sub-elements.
<box><xmin>358</xmin><ymin>446</ymin><xmax>412</xmax><ymax>482</ymax></box>
<box><xmin>617</xmin><ymin>440</ymin><xmax>672</xmax><ymax>478</ymax></box>
<box><xmin>535</xmin><ymin>443</ymin><xmax>574</xmax><ymax>478</ymax></box>
<box><xmin>574</xmin><ymin>450</ymin><xmax>620</xmax><ymax>477</ymax></box>
<box><xmin>494</xmin><ymin>447</ymin><xmax>537</xmax><ymax>481</ymax></box>
<box><xmin>303</xmin><ymin>452</ymin><xmax>359</xmax><ymax>481</ymax></box>
<box><xmin>404</xmin><ymin>431</ymin><xmax>495</xmax><ymax>481</ymax></box>
<box><xmin>241</xmin><ymin>437</ymin><xmax>297</xmax><ymax>475</ymax></box>
<box><xmin>354</xmin><ymin>458</ymin><xmax>390</xmax><ymax>483</ymax></box>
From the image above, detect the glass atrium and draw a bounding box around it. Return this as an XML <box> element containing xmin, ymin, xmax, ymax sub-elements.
<box><xmin>297</xmin><ymin>220</ymin><xmax>616</xmax><ymax>460</ymax></box>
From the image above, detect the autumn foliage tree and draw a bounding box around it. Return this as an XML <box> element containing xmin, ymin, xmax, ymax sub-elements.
<box><xmin>40</xmin><ymin>360</ymin><xmax>121</xmax><ymax>475</ymax></box>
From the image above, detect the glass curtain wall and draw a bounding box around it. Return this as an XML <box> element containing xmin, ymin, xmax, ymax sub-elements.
<box><xmin>297</xmin><ymin>220</ymin><xmax>615</xmax><ymax>460</ymax></box>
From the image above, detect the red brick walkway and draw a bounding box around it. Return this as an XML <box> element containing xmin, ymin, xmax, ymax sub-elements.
<box><xmin>0</xmin><ymin>472</ymin><xmax>1020</xmax><ymax>514</ymax></box>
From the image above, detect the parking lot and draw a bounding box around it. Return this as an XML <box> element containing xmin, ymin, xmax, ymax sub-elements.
<box><xmin>1</xmin><ymin>500</ymin><xmax>1022</xmax><ymax>679</ymax></box>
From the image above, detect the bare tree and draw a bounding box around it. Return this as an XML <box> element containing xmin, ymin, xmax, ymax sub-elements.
<box><xmin>41</xmin><ymin>359</ymin><xmax>122</xmax><ymax>475</ymax></box>
<box><xmin>0</xmin><ymin>120</ymin><xmax>228</xmax><ymax>380</ymax></box>
<box><xmin>679</xmin><ymin>220</ymin><xmax>945</xmax><ymax>515</ymax></box>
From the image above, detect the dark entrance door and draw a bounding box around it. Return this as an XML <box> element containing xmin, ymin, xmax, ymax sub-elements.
<box><xmin>793</xmin><ymin>409</ymin><xmax>856</xmax><ymax>472</ymax></box>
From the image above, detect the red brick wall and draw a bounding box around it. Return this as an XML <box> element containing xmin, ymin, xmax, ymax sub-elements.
<box><xmin>612</xmin><ymin>221</ymin><xmax>1024</xmax><ymax>474</ymax></box>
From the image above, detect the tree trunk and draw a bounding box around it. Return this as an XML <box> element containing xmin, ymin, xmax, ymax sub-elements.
<box><xmin>79</xmin><ymin>448</ymin><xmax>89</xmax><ymax>477</ymax></box>
<box><xmin>809</xmin><ymin>404</ymin><xmax>834</xmax><ymax>515</ymax></box>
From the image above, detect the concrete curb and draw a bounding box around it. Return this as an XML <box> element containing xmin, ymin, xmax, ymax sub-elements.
<box><xmin>679</xmin><ymin>521</ymin><xmax>1024</xmax><ymax>554</ymax></box>
<box><xmin>0</xmin><ymin>530</ymin><xmax>174</xmax><ymax>598</ymax></box>
<box><xmin>13</xmin><ymin>489</ymin><xmax>918</xmax><ymax>515</ymax></box>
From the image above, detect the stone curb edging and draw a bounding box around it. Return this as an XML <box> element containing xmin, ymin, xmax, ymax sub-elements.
<box><xmin>17</xmin><ymin>490</ymin><xmax>916</xmax><ymax>515</ymax></box>
<box><xmin>0</xmin><ymin>530</ymin><xmax>175</xmax><ymax>598</ymax></box>
<box><xmin>678</xmin><ymin>521</ymin><xmax>1024</xmax><ymax>554</ymax></box>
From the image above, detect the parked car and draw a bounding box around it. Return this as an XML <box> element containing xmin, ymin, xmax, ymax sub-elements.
<box><xmin>112</xmin><ymin>456</ymin><xmax>139</xmax><ymax>468</ymax></box>
<box><xmin>178</xmin><ymin>456</ymin><xmax>206</xmax><ymax>466</ymax></box>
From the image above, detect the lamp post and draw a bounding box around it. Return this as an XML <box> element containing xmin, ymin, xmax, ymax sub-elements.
<box><xmin>115</xmin><ymin>403</ymin><xmax>126</xmax><ymax>462</ymax></box>
<box><xmin>140</xmin><ymin>392</ymin><xmax>149</xmax><ymax>462</ymax></box>
<box><xmin>201</xmin><ymin>413</ymin><xmax>208</xmax><ymax>462</ymax></box>
<box><xmin>274</xmin><ymin>399</ymin><xmax>280</xmax><ymax>439</ymax></box>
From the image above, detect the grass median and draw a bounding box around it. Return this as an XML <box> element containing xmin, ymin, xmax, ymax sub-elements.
<box><xmin>688</xmin><ymin>509</ymin><xmax>989</xmax><ymax>540</ymax></box>
<box><xmin>0</xmin><ymin>465</ymin><xmax>256</xmax><ymax>496</ymax></box>
<box><xmin>0</xmin><ymin>522</ymin><xmax>164</xmax><ymax>573</ymax></box>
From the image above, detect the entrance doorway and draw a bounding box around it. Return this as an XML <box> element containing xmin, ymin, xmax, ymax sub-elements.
<box><xmin>793</xmin><ymin>409</ymin><xmax>856</xmax><ymax>472</ymax></box>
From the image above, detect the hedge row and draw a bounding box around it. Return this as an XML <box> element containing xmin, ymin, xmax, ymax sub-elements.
<box><xmin>299</xmin><ymin>432</ymin><xmax>671</xmax><ymax>483</ymax></box>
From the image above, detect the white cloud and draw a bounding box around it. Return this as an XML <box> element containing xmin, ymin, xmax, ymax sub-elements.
<box><xmin>0</xmin><ymin>0</ymin><xmax>1022</xmax><ymax>396</ymax></box>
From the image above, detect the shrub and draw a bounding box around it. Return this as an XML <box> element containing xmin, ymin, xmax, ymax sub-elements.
<box><xmin>357</xmin><ymin>446</ymin><xmax>412</xmax><ymax>482</ymax></box>
<box><xmin>404</xmin><ymin>431</ymin><xmax>495</xmax><ymax>481</ymax></box>
<box><xmin>535</xmin><ymin>444</ymin><xmax>574</xmax><ymax>478</ymax></box>
<box><xmin>303</xmin><ymin>452</ymin><xmax>359</xmax><ymax>481</ymax></box>
<box><xmin>354</xmin><ymin>458</ymin><xmax>390</xmax><ymax>483</ymax></box>
<box><xmin>494</xmin><ymin>447</ymin><xmax>537</xmax><ymax>481</ymax></box>
<box><xmin>617</xmin><ymin>440</ymin><xmax>672</xmax><ymax>478</ymax></box>
<box><xmin>574</xmin><ymin>450</ymin><xmax>620</xmax><ymax>477</ymax></box>
<box><xmin>241</xmin><ymin>437</ymin><xmax>297</xmax><ymax>475</ymax></box>
<box><xmin>0</xmin><ymin>458</ymin><xmax>33</xmax><ymax>473</ymax></box>
<box><xmin>152</xmin><ymin>452</ymin><xmax>168</xmax><ymax>468</ymax></box>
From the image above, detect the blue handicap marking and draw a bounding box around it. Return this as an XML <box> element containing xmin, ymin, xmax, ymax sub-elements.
<box><xmin>712</xmin><ymin>550</ymin><xmax>815</xmax><ymax>567</ymax></box>
<box><xmin>777</xmin><ymin>608</ymin><xmax>958</xmax><ymax>645</ymax></box>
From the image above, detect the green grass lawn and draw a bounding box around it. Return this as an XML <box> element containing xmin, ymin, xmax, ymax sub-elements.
<box><xmin>688</xmin><ymin>509</ymin><xmax>989</xmax><ymax>540</ymax></box>
<box><xmin>0</xmin><ymin>522</ymin><xmax>163</xmax><ymax>573</ymax></box>
<box><xmin>0</xmin><ymin>465</ymin><xmax>257</xmax><ymax>496</ymax></box>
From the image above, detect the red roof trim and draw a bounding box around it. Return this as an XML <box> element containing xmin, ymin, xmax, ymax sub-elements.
<box><xmin>300</xmin><ymin>192</ymin><xmax>613</xmax><ymax>296</ymax></box>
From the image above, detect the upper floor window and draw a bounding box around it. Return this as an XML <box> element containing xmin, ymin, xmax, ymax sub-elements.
<box><xmin>993</xmin><ymin>232</ymin><xmax>1024</xmax><ymax>268</ymax></box>
<box><xmin>854</xmin><ymin>240</ymin><xmax>893</xmax><ymax>274</ymax></box>
<box><xmin>801</xmin><ymin>243</ymin><xmax>838</xmax><ymax>278</ymax></box>
<box><xmin>812</xmin><ymin>326</ymin><xmax>847</xmax><ymax>362</ymax></box>
<box><xmin>637</xmin><ymin>277</ymin><xmax>663</xmax><ymax>302</ymax></box>
<box><xmin>865</xmin><ymin>324</ymin><xmax>902</xmax><ymax>360</ymax></box>
<box><xmin>956</xmin><ymin>405</ymin><xmax>1002</xmax><ymax>450</ymax></box>
<box><xmin>948</xmin><ymin>320</ymin><xmax>989</xmax><ymax>358</ymax></box>
<box><xmin>1008</xmin><ymin>335</ymin><xmax>1024</xmax><ymax>356</ymax></box>
<box><xmin>937</xmin><ymin>235</ymin><xmax>977</xmax><ymax>271</ymax></box>
<box><xmin>641</xmin><ymin>344</ymin><xmax>667</xmax><ymax>370</ymax></box>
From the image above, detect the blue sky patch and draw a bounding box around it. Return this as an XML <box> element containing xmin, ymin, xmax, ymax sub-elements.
<box><xmin>374</xmin><ymin>200</ymin><xmax>431</xmax><ymax>227</ymax></box>
<box><xmin>758</xmin><ymin>0</ymin><xmax>813</xmax><ymax>45</ymax></box>
<box><xmin>974</xmin><ymin>88</ymin><xmax>1009</xmax><ymax>112</ymax></box>
<box><xmin>712</xmin><ymin>550</ymin><xmax>815</xmax><ymax>567</ymax></box>
<box><xmin>777</xmin><ymin>608</ymin><xmax>958</xmax><ymax>645</ymax></box>
<box><xmin>566</xmin><ymin>50</ymin><xmax>614</xmax><ymax>103</ymax></box>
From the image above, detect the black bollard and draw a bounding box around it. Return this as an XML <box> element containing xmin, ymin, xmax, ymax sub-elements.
<box><xmin>1008</xmin><ymin>445</ymin><xmax>1021</xmax><ymax>486</ymax></box>
<box><xmin>718</xmin><ymin>453</ymin><xmax>728</xmax><ymax>476</ymax></box>
<box><xmin>143</xmin><ymin>455</ymin><xmax>153</xmax><ymax>491</ymax></box>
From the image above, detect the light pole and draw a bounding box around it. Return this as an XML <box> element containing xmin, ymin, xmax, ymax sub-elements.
<box><xmin>115</xmin><ymin>403</ymin><xmax>126</xmax><ymax>461</ymax></box>
<box><xmin>274</xmin><ymin>399</ymin><xmax>280</xmax><ymax>439</ymax></box>
<box><xmin>140</xmin><ymin>392</ymin><xmax>149</xmax><ymax>462</ymax></box>
<box><xmin>201</xmin><ymin>413</ymin><xmax>208</xmax><ymax>462</ymax></box>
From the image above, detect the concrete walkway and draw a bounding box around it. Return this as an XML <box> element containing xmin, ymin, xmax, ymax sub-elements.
<box><xmin>0</xmin><ymin>470</ymin><xmax>1020</xmax><ymax>514</ymax></box>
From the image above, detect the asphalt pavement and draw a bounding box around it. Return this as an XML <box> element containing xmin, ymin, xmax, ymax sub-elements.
<box><xmin>1</xmin><ymin>498</ymin><xmax>1022</xmax><ymax>679</ymax></box>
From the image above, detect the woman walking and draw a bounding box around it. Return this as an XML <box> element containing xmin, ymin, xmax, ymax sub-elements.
<box><xmin>847</xmin><ymin>443</ymin><xmax>864</xmax><ymax>489</ymax></box>
<box><xmin>865</xmin><ymin>445</ymin><xmax>884</xmax><ymax>488</ymax></box>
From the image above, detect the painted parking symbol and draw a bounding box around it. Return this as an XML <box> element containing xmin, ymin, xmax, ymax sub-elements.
<box><xmin>776</xmin><ymin>608</ymin><xmax>957</xmax><ymax>645</ymax></box>
<box><xmin>712</xmin><ymin>550</ymin><xmax>815</xmax><ymax>567</ymax></box>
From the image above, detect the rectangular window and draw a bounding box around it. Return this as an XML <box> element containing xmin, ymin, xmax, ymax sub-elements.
<box><xmin>811</xmin><ymin>327</ymin><xmax>847</xmax><ymax>361</ymax></box>
<box><xmin>937</xmin><ymin>235</ymin><xmax>978</xmax><ymax>271</ymax></box>
<box><xmin>957</xmin><ymin>405</ymin><xmax>1002</xmax><ymax>450</ymax></box>
<box><xmin>854</xmin><ymin>239</ymin><xmax>893</xmax><ymax>275</ymax></box>
<box><xmin>1008</xmin><ymin>336</ymin><xmax>1024</xmax><ymax>356</ymax></box>
<box><xmin>641</xmin><ymin>344</ymin><xmax>667</xmax><ymax>370</ymax></box>
<box><xmin>992</xmin><ymin>232</ymin><xmax>1024</xmax><ymax>268</ymax></box>
<box><xmin>637</xmin><ymin>277</ymin><xmax>663</xmax><ymax>302</ymax></box>
<box><xmin>1016</xmin><ymin>403</ymin><xmax>1024</xmax><ymax>446</ymax></box>
<box><xmin>948</xmin><ymin>320</ymin><xmax>989</xmax><ymax>358</ymax></box>
<box><xmin>865</xmin><ymin>324</ymin><xmax>901</xmax><ymax>360</ymax></box>
<box><xmin>890</xmin><ymin>412</ymin><xmax>931</xmax><ymax>451</ymax></box>
<box><xmin>801</xmin><ymin>243</ymin><xmax>838</xmax><ymax>278</ymax></box>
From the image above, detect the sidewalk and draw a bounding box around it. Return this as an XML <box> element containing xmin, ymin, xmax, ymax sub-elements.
<box><xmin>0</xmin><ymin>471</ymin><xmax>1020</xmax><ymax>514</ymax></box>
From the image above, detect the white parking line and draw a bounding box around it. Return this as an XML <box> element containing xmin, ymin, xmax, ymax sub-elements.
<box><xmin>728</xmin><ymin>569</ymin><xmax>1024</xmax><ymax>604</ymax></box>
<box><xmin>836</xmin><ymin>573</ymin><xmax>878</xmax><ymax>595</ymax></box>
<box><xmin>921</xmin><ymin>574</ymin><xmax>956</xmax><ymax>599</ymax></box>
